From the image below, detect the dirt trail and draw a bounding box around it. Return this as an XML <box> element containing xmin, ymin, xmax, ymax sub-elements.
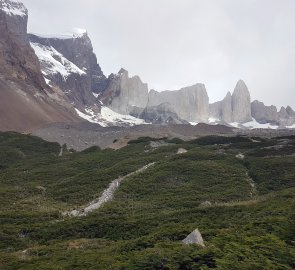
<box><xmin>63</xmin><ymin>163</ymin><xmax>155</xmax><ymax>217</ymax></box>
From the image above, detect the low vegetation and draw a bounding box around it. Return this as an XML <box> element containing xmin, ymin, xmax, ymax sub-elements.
<box><xmin>0</xmin><ymin>133</ymin><xmax>294</xmax><ymax>269</ymax></box>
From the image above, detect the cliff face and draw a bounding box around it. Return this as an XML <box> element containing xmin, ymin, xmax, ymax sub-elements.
<box><xmin>278</xmin><ymin>106</ymin><xmax>295</xmax><ymax>126</ymax></box>
<box><xmin>251</xmin><ymin>100</ymin><xmax>279</xmax><ymax>124</ymax></box>
<box><xmin>100</xmin><ymin>69</ymin><xmax>149</xmax><ymax>115</ymax></box>
<box><xmin>231</xmin><ymin>80</ymin><xmax>252</xmax><ymax>123</ymax></box>
<box><xmin>0</xmin><ymin>0</ymin><xmax>80</xmax><ymax>132</ymax></box>
<box><xmin>29</xmin><ymin>30</ymin><xmax>107</xmax><ymax>110</ymax></box>
<box><xmin>101</xmin><ymin>70</ymin><xmax>210</xmax><ymax>123</ymax></box>
<box><xmin>210</xmin><ymin>92</ymin><xmax>232</xmax><ymax>123</ymax></box>
<box><xmin>148</xmin><ymin>84</ymin><xmax>209</xmax><ymax>123</ymax></box>
<box><xmin>0</xmin><ymin>0</ymin><xmax>45</xmax><ymax>89</ymax></box>
<box><xmin>209</xmin><ymin>80</ymin><xmax>252</xmax><ymax>124</ymax></box>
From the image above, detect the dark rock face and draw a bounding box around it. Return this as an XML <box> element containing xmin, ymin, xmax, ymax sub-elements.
<box><xmin>29</xmin><ymin>31</ymin><xmax>107</xmax><ymax>110</ymax></box>
<box><xmin>251</xmin><ymin>100</ymin><xmax>279</xmax><ymax>124</ymax></box>
<box><xmin>139</xmin><ymin>103</ymin><xmax>188</xmax><ymax>124</ymax></box>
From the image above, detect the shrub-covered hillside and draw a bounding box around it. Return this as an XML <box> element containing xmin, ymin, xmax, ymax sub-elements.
<box><xmin>0</xmin><ymin>132</ymin><xmax>294</xmax><ymax>269</ymax></box>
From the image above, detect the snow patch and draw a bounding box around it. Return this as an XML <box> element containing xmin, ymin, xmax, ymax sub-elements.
<box><xmin>92</xmin><ymin>92</ymin><xmax>99</xmax><ymax>98</ymax></box>
<box><xmin>189</xmin><ymin>122</ymin><xmax>199</xmax><ymax>126</ymax></box>
<box><xmin>30</xmin><ymin>28</ymin><xmax>87</xmax><ymax>40</ymax></box>
<box><xmin>286</xmin><ymin>124</ymin><xmax>295</xmax><ymax>129</ymax></box>
<box><xmin>44</xmin><ymin>78</ymin><xmax>51</xmax><ymax>85</ymax></box>
<box><xmin>1</xmin><ymin>0</ymin><xmax>27</xmax><ymax>17</ymax></box>
<box><xmin>75</xmin><ymin>106</ymin><xmax>147</xmax><ymax>127</ymax></box>
<box><xmin>243</xmin><ymin>119</ymin><xmax>279</xmax><ymax>129</ymax></box>
<box><xmin>230</xmin><ymin>119</ymin><xmax>279</xmax><ymax>129</ymax></box>
<box><xmin>30</xmin><ymin>42</ymin><xmax>86</xmax><ymax>80</ymax></box>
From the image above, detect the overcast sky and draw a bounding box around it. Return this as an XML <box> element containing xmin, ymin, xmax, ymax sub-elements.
<box><xmin>22</xmin><ymin>0</ymin><xmax>295</xmax><ymax>108</ymax></box>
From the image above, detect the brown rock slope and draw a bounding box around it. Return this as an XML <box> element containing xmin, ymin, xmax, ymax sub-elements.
<box><xmin>0</xmin><ymin>0</ymin><xmax>79</xmax><ymax>132</ymax></box>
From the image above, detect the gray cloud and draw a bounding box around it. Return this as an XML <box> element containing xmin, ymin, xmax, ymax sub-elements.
<box><xmin>22</xmin><ymin>0</ymin><xmax>295</xmax><ymax>108</ymax></box>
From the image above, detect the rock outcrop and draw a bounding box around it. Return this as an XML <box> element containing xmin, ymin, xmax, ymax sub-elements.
<box><xmin>29</xmin><ymin>30</ymin><xmax>107</xmax><ymax>110</ymax></box>
<box><xmin>100</xmin><ymin>69</ymin><xmax>149</xmax><ymax>115</ymax></box>
<box><xmin>148</xmin><ymin>84</ymin><xmax>209</xmax><ymax>123</ymax></box>
<box><xmin>210</xmin><ymin>91</ymin><xmax>232</xmax><ymax>123</ymax></box>
<box><xmin>278</xmin><ymin>106</ymin><xmax>295</xmax><ymax>126</ymax></box>
<box><xmin>232</xmin><ymin>80</ymin><xmax>252</xmax><ymax>123</ymax></box>
<box><xmin>251</xmin><ymin>100</ymin><xmax>279</xmax><ymax>124</ymax></box>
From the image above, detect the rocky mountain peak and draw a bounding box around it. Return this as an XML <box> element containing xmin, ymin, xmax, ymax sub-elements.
<box><xmin>118</xmin><ymin>68</ymin><xmax>128</xmax><ymax>76</ymax></box>
<box><xmin>232</xmin><ymin>80</ymin><xmax>252</xmax><ymax>123</ymax></box>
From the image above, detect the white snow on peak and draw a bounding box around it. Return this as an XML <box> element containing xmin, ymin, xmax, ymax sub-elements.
<box><xmin>75</xmin><ymin>106</ymin><xmax>147</xmax><ymax>127</ymax></box>
<box><xmin>1</xmin><ymin>0</ymin><xmax>27</xmax><ymax>17</ymax></box>
<box><xmin>286</xmin><ymin>124</ymin><xmax>295</xmax><ymax>129</ymax></box>
<box><xmin>30</xmin><ymin>42</ymin><xmax>86</xmax><ymax>80</ymax></box>
<box><xmin>30</xmin><ymin>28</ymin><xmax>87</xmax><ymax>40</ymax></box>
<box><xmin>70</xmin><ymin>27</ymin><xmax>87</xmax><ymax>37</ymax></box>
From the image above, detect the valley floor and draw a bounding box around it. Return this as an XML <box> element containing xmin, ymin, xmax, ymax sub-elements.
<box><xmin>0</xmin><ymin>132</ymin><xmax>294</xmax><ymax>269</ymax></box>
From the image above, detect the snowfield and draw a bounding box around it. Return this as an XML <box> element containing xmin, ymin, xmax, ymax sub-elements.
<box><xmin>30</xmin><ymin>43</ymin><xmax>86</xmax><ymax>80</ymax></box>
<box><xmin>1</xmin><ymin>0</ymin><xmax>27</xmax><ymax>17</ymax></box>
<box><xmin>75</xmin><ymin>106</ymin><xmax>147</xmax><ymax>127</ymax></box>
<box><xmin>30</xmin><ymin>28</ymin><xmax>87</xmax><ymax>40</ymax></box>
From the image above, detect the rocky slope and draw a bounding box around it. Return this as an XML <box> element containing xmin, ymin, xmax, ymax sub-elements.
<box><xmin>0</xmin><ymin>0</ymin><xmax>80</xmax><ymax>132</ymax></box>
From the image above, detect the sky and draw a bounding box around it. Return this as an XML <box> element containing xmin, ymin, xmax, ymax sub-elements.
<box><xmin>22</xmin><ymin>0</ymin><xmax>295</xmax><ymax>108</ymax></box>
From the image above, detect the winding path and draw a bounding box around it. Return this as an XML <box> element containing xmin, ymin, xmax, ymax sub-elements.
<box><xmin>63</xmin><ymin>163</ymin><xmax>155</xmax><ymax>217</ymax></box>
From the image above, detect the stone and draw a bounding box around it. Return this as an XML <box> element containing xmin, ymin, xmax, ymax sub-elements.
<box><xmin>177</xmin><ymin>148</ymin><xmax>188</xmax><ymax>154</ymax></box>
<box><xmin>182</xmin><ymin>228</ymin><xmax>205</xmax><ymax>247</ymax></box>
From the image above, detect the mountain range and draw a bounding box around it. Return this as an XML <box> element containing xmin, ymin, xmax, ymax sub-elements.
<box><xmin>1</xmin><ymin>0</ymin><xmax>295</xmax><ymax>132</ymax></box>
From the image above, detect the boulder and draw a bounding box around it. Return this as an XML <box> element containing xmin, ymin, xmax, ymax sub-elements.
<box><xmin>182</xmin><ymin>228</ymin><xmax>205</xmax><ymax>247</ymax></box>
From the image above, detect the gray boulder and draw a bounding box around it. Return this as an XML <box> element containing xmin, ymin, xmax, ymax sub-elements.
<box><xmin>182</xmin><ymin>228</ymin><xmax>205</xmax><ymax>247</ymax></box>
